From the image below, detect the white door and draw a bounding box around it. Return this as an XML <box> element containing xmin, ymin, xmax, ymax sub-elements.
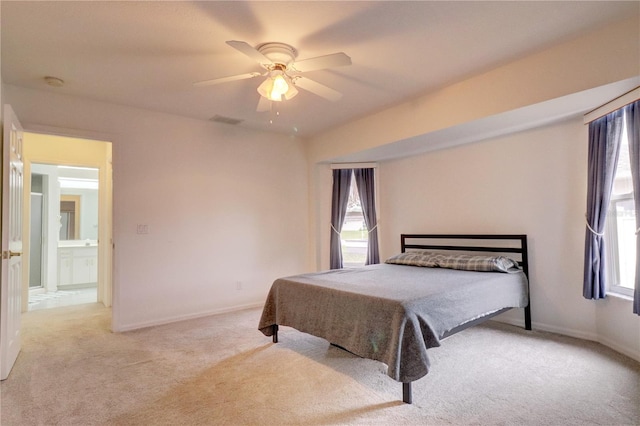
<box><xmin>1</xmin><ymin>105</ymin><xmax>24</xmax><ymax>380</ymax></box>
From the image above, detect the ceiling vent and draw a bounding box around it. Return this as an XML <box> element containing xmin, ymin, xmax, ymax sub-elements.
<box><xmin>210</xmin><ymin>115</ymin><xmax>244</xmax><ymax>125</ymax></box>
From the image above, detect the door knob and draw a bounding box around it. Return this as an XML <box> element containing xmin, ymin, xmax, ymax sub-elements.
<box><xmin>1</xmin><ymin>250</ymin><xmax>22</xmax><ymax>259</ymax></box>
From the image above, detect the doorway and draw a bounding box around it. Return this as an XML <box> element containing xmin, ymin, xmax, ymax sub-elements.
<box><xmin>28</xmin><ymin>164</ymin><xmax>101</xmax><ymax>310</ymax></box>
<box><xmin>21</xmin><ymin>132</ymin><xmax>112</xmax><ymax>313</ymax></box>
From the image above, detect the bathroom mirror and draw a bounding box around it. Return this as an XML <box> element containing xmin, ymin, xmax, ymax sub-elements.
<box><xmin>59</xmin><ymin>196</ymin><xmax>80</xmax><ymax>240</ymax></box>
<box><xmin>58</xmin><ymin>166</ymin><xmax>99</xmax><ymax>241</ymax></box>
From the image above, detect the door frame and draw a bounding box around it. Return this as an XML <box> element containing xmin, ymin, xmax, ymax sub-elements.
<box><xmin>28</xmin><ymin>191</ymin><xmax>45</xmax><ymax>290</ymax></box>
<box><xmin>20</xmin><ymin>128</ymin><xmax>113</xmax><ymax>313</ymax></box>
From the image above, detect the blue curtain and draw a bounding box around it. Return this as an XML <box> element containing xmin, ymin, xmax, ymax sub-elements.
<box><xmin>625</xmin><ymin>101</ymin><xmax>640</xmax><ymax>314</ymax></box>
<box><xmin>354</xmin><ymin>168</ymin><xmax>380</xmax><ymax>265</ymax></box>
<box><xmin>330</xmin><ymin>169</ymin><xmax>353</xmax><ymax>269</ymax></box>
<box><xmin>583</xmin><ymin>109</ymin><xmax>624</xmax><ymax>299</ymax></box>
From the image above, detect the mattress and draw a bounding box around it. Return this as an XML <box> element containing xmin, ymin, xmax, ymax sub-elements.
<box><xmin>258</xmin><ymin>263</ymin><xmax>529</xmax><ymax>382</ymax></box>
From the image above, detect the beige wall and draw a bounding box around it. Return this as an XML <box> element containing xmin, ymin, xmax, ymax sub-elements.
<box><xmin>381</xmin><ymin>121</ymin><xmax>590</xmax><ymax>327</ymax></box>
<box><xmin>377</xmin><ymin>118</ymin><xmax>639</xmax><ymax>360</ymax></box>
<box><xmin>306</xmin><ymin>17</ymin><xmax>639</xmax><ymax>360</ymax></box>
<box><xmin>5</xmin><ymin>85</ymin><xmax>310</xmax><ymax>331</ymax></box>
<box><xmin>307</xmin><ymin>18</ymin><xmax>639</xmax><ymax>272</ymax></box>
<box><xmin>306</xmin><ymin>17</ymin><xmax>639</xmax><ymax>164</ymax></box>
<box><xmin>3</xmin><ymin>14</ymin><xmax>637</xmax><ymax>358</ymax></box>
<box><xmin>24</xmin><ymin>133</ymin><xmax>110</xmax><ymax>165</ymax></box>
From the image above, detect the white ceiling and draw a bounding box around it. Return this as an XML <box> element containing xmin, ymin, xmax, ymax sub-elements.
<box><xmin>1</xmin><ymin>1</ymin><xmax>638</xmax><ymax>138</ymax></box>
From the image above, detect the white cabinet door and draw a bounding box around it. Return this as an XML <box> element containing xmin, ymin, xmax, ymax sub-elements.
<box><xmin>59</xmin><ymin>246</ymin><xmax>98</xmax><ymax>287</ymax></box>
<box><xmin>73</xmin><ymin>253</ymin><xmax>93</xmax><ymax>285</ymax></box>
<box><xmin>89</xmin><ymin>256</ymin><xmax>97</xmax><ymax>283</ymax></box>
<box><xmin>58</xmin><ymin>249</ymin><xmax>73</xmax><ymax>287</ymax></box>
<box><xmin>74</xmin><ymin>247</ymin><xmax>97</xmax><ymax>285</ymax></box>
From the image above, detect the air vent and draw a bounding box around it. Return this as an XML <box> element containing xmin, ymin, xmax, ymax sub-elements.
<box><xmin>210</xmin><ymin>115</ymin><xmax>244</xmax><ymax>125</ymax></box>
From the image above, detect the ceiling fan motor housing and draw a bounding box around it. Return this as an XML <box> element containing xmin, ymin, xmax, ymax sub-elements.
<box><xmin>257</xmin><ymin>42</ymin><xmax>298</xmax><ymax>66</ymax></box>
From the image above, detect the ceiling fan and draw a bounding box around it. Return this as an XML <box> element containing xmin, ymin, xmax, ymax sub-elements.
<box><xmin>194</xmin><ymin>40</ymin><xmax>352</xmax><ymax>111</ymax></box>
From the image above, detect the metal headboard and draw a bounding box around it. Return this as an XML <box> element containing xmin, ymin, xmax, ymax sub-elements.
<box><xmin>400</xmin><ymin>234</ymin><xmax>531</xmax><ymax>330</ymax></box>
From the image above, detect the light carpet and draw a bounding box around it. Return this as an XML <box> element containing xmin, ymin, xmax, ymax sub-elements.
<box><xmin>1</xmin><ymin>304</ymin><xmax>638</xmax><ymax>425</ymax></box>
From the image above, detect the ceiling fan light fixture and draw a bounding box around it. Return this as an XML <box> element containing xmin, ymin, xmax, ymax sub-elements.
<box><xmin>257</xmin><ymin>70</ymin><xmax>294</xmax><ymax>102</ymax></box>
<box><xmin>270</xmin><ymin>73</ymin><xmax>289</xmax><ymax>100</ymax></box>
<box><xmin>284</xmin><ymin>83</ymin><xmax>298</xmax><ymax>100</ymax></box>
<box><xmin>256</xmin><ymin>78</ymin><xmax>271</xmax><ymax>99</ymax></box>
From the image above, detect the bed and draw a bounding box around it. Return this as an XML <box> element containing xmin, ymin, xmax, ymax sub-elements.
<box><xmin>258</xmin><ymin>234</ymin><xmax>531</xmax><ymax>404</ymax></box>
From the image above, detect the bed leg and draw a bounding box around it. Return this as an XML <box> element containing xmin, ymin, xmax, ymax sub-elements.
<box><xmin>272</xmin><ymin>324</ymin><xmax>279</xmax><ymax>343</ymax></box>
<box><xmin>524</xmin><ymin>304</ymin><xmax>532</xmax><ymax>330</ymax></box>
<box><xmin>402</xmin><ymin>382</ymin><xmax>412</xmax><ymax>404</ymax></box>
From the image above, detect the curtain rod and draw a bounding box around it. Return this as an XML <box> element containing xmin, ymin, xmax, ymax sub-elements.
<box><xmin>583</xmin><ymin>86</ymin><xmax>640</xmax><ymax>124</ymax></box>
<box><xmin>330</xmin><ymin>162</ymin><xmax>377</xmax><ymax>169</ymax></box>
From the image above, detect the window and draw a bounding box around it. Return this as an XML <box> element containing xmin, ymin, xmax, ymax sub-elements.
<box><xmin>605</xmin><ymin>117</ymin><xmax>636</xmax><ymax>297</ymax></box>
<box><xmin>330</xmin><ymin>166</ymin><xmax>379</xmax><ymax>269</ymax></box>
<box><xmin>340</xmin><ymin>174</ymin><xmax>368</xmax><ymax>267</ymax></box>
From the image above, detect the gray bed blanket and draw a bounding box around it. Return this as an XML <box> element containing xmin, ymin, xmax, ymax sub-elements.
<box><xmin>258</xmin><ymin>263</ymin><xmax>528</xmax><ymax>382</ymax></box>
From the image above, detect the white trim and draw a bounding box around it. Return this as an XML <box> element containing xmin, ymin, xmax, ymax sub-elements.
<box><xmin>113</xmin><ymin>301</ymin><xmax>264</xmax><ymax>332</ymax></box>
<box><xmin>495</xmin><ymin>316</ymin><xmax>598</xmax><ymax>341</ymax></box>
<box><xmin>606</xmin><ymin>289</ymin><xmax>634</xmax><ymax>301</ymax></box>
<box><xmin>330</xmin><ymin>162</ymin><xmax>377</xmax><ymax>169</ymax></box>
<box><xmin>597</xmin><ymin>334</ymin><xmax>640</xmax><ymax>363</ymax></box>
<box><xmin>22</xmin><ymin>123</ymin><xmax>116</xmax><ymax>142</ymax></box>
<box><xmin>494</xmin><ymin>317</ymin><xmax>640</xmax><ymax>363</ymax></box>
<box><xmin>583</xmin><ymin>86</ymin><xmax>640</xmax><ymax>124</ymax></box>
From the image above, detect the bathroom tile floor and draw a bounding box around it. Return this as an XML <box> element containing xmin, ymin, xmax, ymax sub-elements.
<box><xmin>28</xmin><ymin>287</ymin><xmax>98</xmax><ymax>311</ymax></box>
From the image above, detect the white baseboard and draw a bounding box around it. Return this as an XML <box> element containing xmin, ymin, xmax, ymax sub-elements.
<box><xmin>596</xmin><ymin>335</ymin><xmax>640</xmax><ymax>363</ymax></box>
<box><xmin>114</xmin><ymin>301</ymin><xmax>264</xmax><ymax>332</ymax></box>
<box><xmin>531</xmin><ymin>321</ymin><xmax>599</xmax><ymax>342</ymax></box>
<box><xmin>115</xmin><ymin>304</ymin><xmax>640</xmax><ymax>363</ymax></box>
<box><xmin>494</xmin><ymin>318</ymin><xmax>640</xmax><ymax>363</ymax></box>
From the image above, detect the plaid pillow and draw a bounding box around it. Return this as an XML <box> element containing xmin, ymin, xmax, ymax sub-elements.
<box><xmin>386</xmin><ymin>251</ymin><xmax>521</xmax><ymax>273</ymax></box>
<box><xmin>434</xmin><ymin>253</ymin><xmax>520</xmax><ymax>273</ymax></box>
<box><xmin>384</xmin><ymin>251</ymin><xmax>439</xmax><ymax>267</ymax></box>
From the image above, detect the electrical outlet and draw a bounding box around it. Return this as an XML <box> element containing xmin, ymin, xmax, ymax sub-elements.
<box><xmin>136</xmin><ymin>224</ymin><xmax>149</xmax><ymax>234</ymax></box>
<box><xmin>236</xmin><ymin>281</ymin><xmax>242</xmax><ymax>291</ymax></box>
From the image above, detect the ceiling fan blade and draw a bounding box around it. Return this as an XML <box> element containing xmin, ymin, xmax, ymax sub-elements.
<box><xmin>292</xmin><ymin>52</ymin><xmax>351</xmax><ymax>73</ymax></box>
<box><xmin>256</xmin><ymin>96</ymin><xmax>271</xmax><ymax>112</ymax></box>
<box><xmin>193</xmin><ymin>72</ymin><xmax>262</xmax><ymax>87</ymax></box>
<box><xmin>226</xmin><ymin>40</ymin><xmax>273</xmax><ymax>66</ymax></box>
<box><xmin>294</xmin><ymin>77</ymin><xmax>343</xmax><ymax>101</ymax></box>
